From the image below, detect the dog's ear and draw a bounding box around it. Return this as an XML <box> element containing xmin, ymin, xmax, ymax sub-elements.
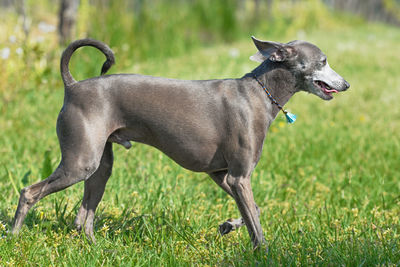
<box><xmin>250</xmin><ymin>36</ymin><xmax>281</xmax><ymax>63</ymax></box>
<box><xmin>250</xmin><ymin>36</ymin><xmax>297</xmax><ymax>63</ymax></box>
<box><xmin>269</xmin><ymin>45</ymin><xmax>297</xmax><ymax>62</ymax></box>
<box><xmin>249</xmin><ymin>51</ymin><xmax>267</xmax><ymax>63</ymax></box>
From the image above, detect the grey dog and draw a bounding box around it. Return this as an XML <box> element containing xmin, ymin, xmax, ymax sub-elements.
<box><xmin>12</xmin><ymin>37</ymin><xmax>349</xmax><ymax>248</ymax></box>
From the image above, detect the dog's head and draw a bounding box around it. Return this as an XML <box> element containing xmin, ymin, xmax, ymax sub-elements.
<box><xmin>250</xmin><ymin>36</ymin><xmax>350</xmax><ymax>100</ymax></box>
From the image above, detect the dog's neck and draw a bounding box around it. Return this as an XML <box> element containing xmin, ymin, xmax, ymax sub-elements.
<box><xmin>242</xmin><ymin>62</ymin><xmax>297</xmax><ymax>118</ymax></box>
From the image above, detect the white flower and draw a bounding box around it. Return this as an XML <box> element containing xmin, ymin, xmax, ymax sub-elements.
<box><xmin>1</xmin><ymin>47</ymin><xmax>10</xmax><ymax>60</ymax></box>
<box><xmin>229</xmin><ymin>48</ymin><xmax>240</xmax><ymax>58</ymax></box>
<box><xmin>35</xmin><ymin>36</ymin><xmax>45</xmax><ymax>43</ymax></box>
<box><xmin>16</xmin><ymin>47</ymin><xmax>23</xmax><ymax>56</ymax></box>
<box><xmin>9</xmin><ymin>35</ymin><xmax>17</xmax><ymax>43</ymax></box>
<box><xmin>38</xmin><ymin>21</ymin><xmax>56</xmax><ymax>33</ymax></box>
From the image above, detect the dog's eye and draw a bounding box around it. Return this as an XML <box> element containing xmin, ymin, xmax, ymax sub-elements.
<box><xmin>321</xmin><ymin>58</ymin><xmax>327</xmax><ymax>65</ymax></box>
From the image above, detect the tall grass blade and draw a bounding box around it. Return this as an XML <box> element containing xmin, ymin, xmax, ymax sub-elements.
<box><xmin>41</xmin><ymin>150</ymin><xmax>53</xmax><ymax>179</ymax></box>
<box><xmin>5</xmin><ymin>167</ymin><xmax>19</xmax><ymax>195</ymax></box>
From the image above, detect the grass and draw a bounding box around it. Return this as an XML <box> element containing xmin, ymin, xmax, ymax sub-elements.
<box><xmin>1</xmin><ymin>11</ymin><xmax>400</xmax><ymax>267</ymax></box>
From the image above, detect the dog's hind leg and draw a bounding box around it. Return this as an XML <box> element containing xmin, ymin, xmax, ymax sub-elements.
<box><xmin>12</xmin><ymin>114</ymin><xmax>108</xmax><ymax>234</ymax></box>
<box><xmin>74</xmin><ymin>142</ymin><xmax>113</xmax><ymax>242</ymax></box>
<box><xmin>208</xmin><ymin>170</ymin><xmax>260</xmax><ymax>236</ymax></box>
<box><xmin>12</xmin><ymin>159</ymin><xmax>102</xmax><ymax>234</ymax></box>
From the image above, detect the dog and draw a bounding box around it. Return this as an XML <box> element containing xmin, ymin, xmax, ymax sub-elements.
<box><xmin>12</xmin><ymin>37</ymin><xmax>349</xmax><ymax>248</ymax></box>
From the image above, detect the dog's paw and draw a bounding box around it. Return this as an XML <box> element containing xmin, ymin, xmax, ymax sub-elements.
<box><xmin>219</xmin><ymin>221</ymin><xmax>234</xmax><ymax>236</ymax></box>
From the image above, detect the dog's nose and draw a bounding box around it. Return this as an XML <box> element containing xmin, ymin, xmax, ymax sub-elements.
<box><xmin>344</xmin><ymin>80</ymin><xmax>350</xmax><ymax>90</ymax></box>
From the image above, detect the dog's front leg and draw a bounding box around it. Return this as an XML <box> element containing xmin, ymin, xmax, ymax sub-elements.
<box><xmin>226</xmin><ymin>173</ymin><xmax>265</xmax><ymax>248</ymax></box>
<box><xmin>208</xmin><ymin>170</ymin><xmax>260</xmax><ymax>236</ymax></box>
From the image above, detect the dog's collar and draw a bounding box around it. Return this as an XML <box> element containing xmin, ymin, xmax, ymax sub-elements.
<box><xmin>253</xmin><ymin>75</ymin><xmax>296</xmax><ymax>124</ymax></box>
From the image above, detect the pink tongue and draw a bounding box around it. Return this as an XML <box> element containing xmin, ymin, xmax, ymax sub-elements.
<box><xmin>324</xmin><ymin>88</ymin><xmax>338</xmax><ymax>93</ymax></box>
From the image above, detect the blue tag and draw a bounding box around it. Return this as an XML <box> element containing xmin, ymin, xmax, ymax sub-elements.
<box><xmin>285</xmin><ymin>112</ymin><xmax>297</xmax><ymax>124</ymax></box>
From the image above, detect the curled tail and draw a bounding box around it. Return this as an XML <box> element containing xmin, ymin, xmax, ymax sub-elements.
<box><xmin>60</xmin><ymin>38</ymin><xmax>115</xmax><ymax>87</ymax></box>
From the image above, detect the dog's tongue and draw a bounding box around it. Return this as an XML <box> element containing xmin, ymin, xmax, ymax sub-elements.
<box><xmin>324</xmin><ymin>88</ymin><xmax>339</xmax><ymax>94</ymax></box>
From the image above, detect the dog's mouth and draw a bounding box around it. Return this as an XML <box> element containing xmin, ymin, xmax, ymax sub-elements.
<box><xmin>313</xmin><ymin>80</ymin><xmax>339</xmax><ymax>97</ymax></box>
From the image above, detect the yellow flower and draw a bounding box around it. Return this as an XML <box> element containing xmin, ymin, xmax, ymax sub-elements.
<box><xmin>315</xmin><ymin>182</ymin><xmax>330</xmax><ymax>193</ymax></box>
<box><xmin>271</xmin><ymin>126</ymin><xmax>278</xmax><ymax>133</ymax></box>
<box><xmin>351</xmin><ymin>208</ymin><xmax>359</xmax><ymax>217</ymax></box>
<box><xmin>332</xmin><ymin>219</ymin><xmax>341</xmax><ymax>229</ymax></box>
<box><xmin>370</xmin><ymin>206</ymin><xmax>381</xmax><ymax>217</ymax></box>
<box><xmin>0</xmin><ymin>221</ymin><xmax>5</xmax><ymax>231</ymax></box>
<box><xmin>100</xmin><ymin>223</ymin><xmax>110</xmax><ymax>237</ymax></box>
<box><xmin>286</xmin><ymin>187</ymin><xmax>297</xmax><ymax>194</ymax></box>
<box><xmin>382</xmin><ymin>228</ymin><xmax>392</xmax><ymax>238</ymax></box>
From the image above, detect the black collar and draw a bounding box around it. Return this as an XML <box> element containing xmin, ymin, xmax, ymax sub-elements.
<box><xmin>253</xmin><ymin>75</ymin><xmax>297</xmax><ymax>124</ymax></box>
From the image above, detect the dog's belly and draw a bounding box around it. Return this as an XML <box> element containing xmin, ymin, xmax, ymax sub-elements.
<box><xmin>109</xmin><ymin>127</ymin><xmax>227</xmax><ymax>173</ymax></box>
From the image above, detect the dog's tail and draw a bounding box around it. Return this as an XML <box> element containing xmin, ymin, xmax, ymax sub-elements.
<box><xmin>60</xmin><ymin>38</ymin><xmax>115</xmax><ymax>87</ymax></box>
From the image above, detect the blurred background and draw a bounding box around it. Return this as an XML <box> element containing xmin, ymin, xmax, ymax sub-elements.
<box><xmin>1</xmin><ymin>0</ymin><xmax>399</xmax><ymax>76</ymax></box>
<box><xmin>1</xmin><ymin>0</ymin><xmax>399</xmax><ymax>101</ymax></box>
<box><xmin>1</xmin><ymin>1</ymin><xmax>400</xmax><ymax>265</ymax></box>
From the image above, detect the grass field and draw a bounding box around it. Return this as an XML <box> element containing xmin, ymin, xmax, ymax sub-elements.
<box><xmin>1</xmin><ymin>14</ymin><xmax>400</xmax><ymax>266</ymax></box>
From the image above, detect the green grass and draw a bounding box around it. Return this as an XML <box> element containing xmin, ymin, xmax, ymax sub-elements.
<box><xmin>1</xmin><ymin>17</ymin><xmax>400</xmax><ymax>267</ymax></box>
